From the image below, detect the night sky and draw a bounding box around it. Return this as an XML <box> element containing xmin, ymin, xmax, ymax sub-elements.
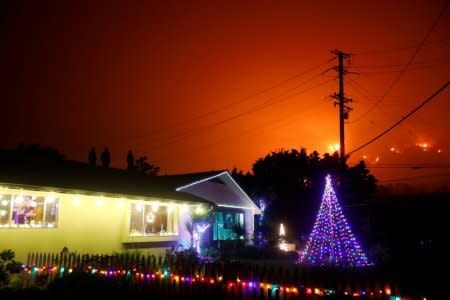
<box><xmin>1</xmin><ymin>1</ymin><xmax>449</xmax><ymax>187</ymax></box>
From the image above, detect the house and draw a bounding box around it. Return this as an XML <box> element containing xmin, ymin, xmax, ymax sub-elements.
<box><xmin>0</xmin><ymin>153</ymin><xmax>260</xmax><ymax>262</ymax></box>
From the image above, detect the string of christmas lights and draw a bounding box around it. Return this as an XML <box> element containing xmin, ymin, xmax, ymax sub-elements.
<box><xmin>21</xmin><ymin>264</ymin><xmax>399</xmax><ymax>298</ymax></box>
<box><xmin>300</xmin><ymin>175</ymin><xmax>370</xmax><ymax>267</ymax></box>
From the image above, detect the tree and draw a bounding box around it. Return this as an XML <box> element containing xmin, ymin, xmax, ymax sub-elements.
<box><xmin>299</xmin><ymin>175</ymin><xmax>370</xmax><ymax>267</ymax></box>
<box><xmin>15</xmin><ymin>143</ymin><xmax>65</xmax><ymax>162</ymax></box>
<box><xmin>135</xmin><ymin>156</ymin><xmax>160</xmax><ymax>176</ymax></box>
<box><xmin>232</xmin><ymin>148</ymin><xmax>377</xmax><ymax>245</ymax></box>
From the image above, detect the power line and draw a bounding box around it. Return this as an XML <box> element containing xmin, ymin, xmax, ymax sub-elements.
<box><xmin>352</xmin><ymin>57</ymin><xmax>450</xmax><ymax>69</ymax></box>
<box><xmin>378</xmin><ymin>173</ymin><xmax>450</xmax><ymax>184</ymax></box>
<box><xmin>155</xmin><ymin>95</ymin><xmax>332</xmax><ymax>161</ymax></box>
<box><xmin>150</xmin><ymin>77</ymin><xmax>335</xmax><ymax>150</ymax></box>
<box><xmin>128</xmin><ymin>59</ymin><xmax>332</xmax><ymax>143</ymax></box>
<box><xmin>367</xmin><ymin>164</ymin><xmax>450</xmax><ymax>169</ymax></box>
<box><xmin>346</xmin><ymin>76</ymin><xmax>442</xmax><ymax>140</ymax></box>
<box><xmin>348</xmin><ymin>80</ymin><xmax>450</xmax><ymax>156</ymax></box>
<box><xmin>346</xmin><ymin>77</ymin><xmax>418</xmax><ymax>139</ymax></box>
<box><xmin>351</xmin><ymin>1</ymin><xmax>449</xmax><ymax>123</ymax></box>
<box><xmin>352</xmin><ymin>59</ymin><xmax>450</xmax><ymax>75</ymax></box>
<box><xmin>353</xmin><ymin>37</ymin><xmax>450</xmax><ymax>55</ymax></box>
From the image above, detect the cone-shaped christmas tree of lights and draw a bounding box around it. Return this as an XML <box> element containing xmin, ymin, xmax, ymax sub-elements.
<box><xmin>300</xmin><ymin>175</ymin><xmax>370</xmax><ymax>267</ymax></box>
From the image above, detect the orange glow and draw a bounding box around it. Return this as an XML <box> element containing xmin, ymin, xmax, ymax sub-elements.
<box><xmin>328</xmin><ymin>144</ymin><xmax>340</xmax><ymax>153</ymax></box>
<box><xmin>0</xmin><ymin>2</ymin><xmax>448</xmax><ymax>188</ymax></box>
<box><xmin>416</xmin><ymin>142</ymin><xmax>431</xmax><ymax>151</ymax></box>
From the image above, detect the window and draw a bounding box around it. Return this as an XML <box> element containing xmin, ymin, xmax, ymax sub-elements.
<box><xmin>0</xmin><ymin>193</ymin><xmax>59</xmax><ymax>228</ymax></box>
<box><xmin>129</xmin><ymin>202</ymin><xmax>178</xmax><ymax>237</ymax></box>
<box><xmin>0</xmin><ymin>195</ymin><xmax>11</xmax><ymax>227</ymax></box>
<box><xmin>213</xmin><ymin>211</ymin><xmax>244</xmax><ymax>240</ymax></box>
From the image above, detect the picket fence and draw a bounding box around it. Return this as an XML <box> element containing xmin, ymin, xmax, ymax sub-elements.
<box><xmin>19</xmin><ymin>251</ymin><xmax>419</xmax><ymax>299</ymax></box>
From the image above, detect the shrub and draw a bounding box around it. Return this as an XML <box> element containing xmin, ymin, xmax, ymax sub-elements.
<box><xmin>0</xmin><ymin>249</ymin><xmax>21</xmax><ymax>286</ymax></box>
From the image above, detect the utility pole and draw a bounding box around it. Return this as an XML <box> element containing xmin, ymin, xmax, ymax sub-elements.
<box><xmin>331</xmin><ymin>49</ymin><xmax>353</xmax><ymax>160</ymax></box>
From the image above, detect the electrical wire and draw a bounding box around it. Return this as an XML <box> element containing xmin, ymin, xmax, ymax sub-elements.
<box><xmin>128</xmin><ymin>59</ymin><xmax>333</xmax><ymax>143</ymax></box>
<box><xmin>351</xmin><ymin>1</ymin><xmax>449</xmax><ymax>123</ymax></box>
<box><xmin>352</xmin><ymin>59</ymin><xmax>450</xmax><ymax>75</ymax></box>
<box><xmin>367</xmin><ymin>164</ymin><xmax>450</xmax><ymax>169</ymax></box>
<box><xmin>353</xmin><ymin>58</ymin><xmax>450</xmax><ymax>69</ymax></box>
<box><xmin>353</xmin><ymin>37</ymin><xmax>450</xmax><ymax>55</ymax></box>
<box><xmin>347</xmin><ymin>80</ymin><xmax>450</xmax><ymax>156</ymax></box>
<box><xmin>150</xmin><ymin>77</ymin><xmax>335</xmax><ymax>150</ymax></box>
<box><xmin>378</xmin><ymin>173</ymin><xmax>450</xmax><ymax>183</ymax></box>
<box><xmin>346</xmin><ymin>78</ymin><xmax>418</xmax><ymax>139</ymax></box>
<box><xmin>155</xmin><ymin>94</ymin><xmax>332</xmax><ymax>161</ymax></box>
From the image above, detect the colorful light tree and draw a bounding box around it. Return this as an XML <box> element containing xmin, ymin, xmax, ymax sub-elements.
<box><xmin>299</xmin><ymin>175</ymin><xmax>370</xmax><ymax>267</ymax></box>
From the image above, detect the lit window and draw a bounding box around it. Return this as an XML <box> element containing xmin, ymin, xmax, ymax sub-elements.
<box><xmin>0</xmin><ymin>195</ymin><xmax>11</xmax><ymax>227</ymax></box>
<box><xmin>0</xmin><ymin>194</ymin><xmax>58</xmax><ymax>228</ymax></box>
<box><xmin>129</xmin><ymin>201</ymin><xmax>178</xmax><ymax>237</ymax></box>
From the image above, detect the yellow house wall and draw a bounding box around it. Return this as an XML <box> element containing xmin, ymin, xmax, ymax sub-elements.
<box><xmin>0</xmin><ymin>187</ymin><xmax>186</xmax><ymax>262</ymax></box>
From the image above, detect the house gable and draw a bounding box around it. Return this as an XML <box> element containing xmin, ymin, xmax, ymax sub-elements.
<box><xmin>175</xmin><ymin>171</ymin><xmax>261</xmax><ymax>214</ymax></box>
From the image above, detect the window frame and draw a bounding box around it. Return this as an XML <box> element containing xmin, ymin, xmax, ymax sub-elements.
<box><xmin>126</xmin><ymin>200</ymin><xmax>179</xmax><ymax>240</ymax></box>
<box><xmin>0</xmin><ymin>192</ymin><xmax>59</xmax><ymax>229</ymax></box>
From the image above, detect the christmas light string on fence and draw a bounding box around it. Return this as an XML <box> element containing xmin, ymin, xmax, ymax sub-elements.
<box><xmin>21</xmin><ymin>264</ymin><xmax>403</xmax><ymax>299</ymax></box>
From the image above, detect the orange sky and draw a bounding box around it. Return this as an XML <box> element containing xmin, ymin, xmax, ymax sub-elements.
<box><xmin>1</xmin><ymin>1</ymin><xmax>449</xmax><ymax>187</ymax></box>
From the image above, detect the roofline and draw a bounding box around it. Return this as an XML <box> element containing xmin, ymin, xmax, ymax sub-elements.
<box><xmin>223</xmin><ymin>172</ymin><xmax>261</xmax><ymax>214</ymax></box>
<box><xmin>175</xmin><ymin>171</ymin><xmax>228</xmax><ymax>191</ymax></box>
<box><xmin>217</xmin><ymin>204</ymin><xmax>255</xmax><ymax>211</ymax></box>
<box><xmin>175</xmin><ymin>171</ymin><xmax>261</xmax><ymax>214</ymax></box>
<box><xmin>0</xmin><ymin>181</ymin><xmax>209</xmax><ymax>205</ymax></box>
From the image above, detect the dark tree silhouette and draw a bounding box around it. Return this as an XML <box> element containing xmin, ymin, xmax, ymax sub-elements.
<box><xmin>232</xmin><ymin>148</ymin><xmax>377</xmax><ymax>246</ymax></box>
<box><xmin>88</xmin><ymin>147</ymin><xmax>97</xmax><ymax>167</ymax></box>
<box><xmin>127</xmin><ymin>150</ymin><xmax>134</xmax><ymax>171</ymax></box>
<box><xmin>0</xmin><ymin>144</ymin><xmax>69</xmax><ymax>173</ymax></box>
<box><xmin>3</xmin><ymin>143</ymin><xmax>67</xmax><ymax>168</ymax></box>
<box><xmin>14</xmin><ymin>143</ymin><xmax>65</xmax><ymax>161</ymax></box>
<box><xmin>100</xmin><ymin>147</ymin><xmax>110</xmax><ymax>168</ymax></box>
<box><xmin>135</xmin><ymin>156</ymin><xmax>160</xmax><ymax>176</ymax></box>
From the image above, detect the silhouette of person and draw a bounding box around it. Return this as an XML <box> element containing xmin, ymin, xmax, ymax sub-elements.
<box><xmin>88</xmin><ymin>147</ymin><xmax>97</xmax><ymax>166</ymax></box>
<box><xmin>101</xmin><ymin>147</ymin><xmax>110</xmax><ymax>168</ymax></box>
<box><xmin>127</xmin><ymin>150</ymin><xmax>134</xmax><ymax>171</ymax></box>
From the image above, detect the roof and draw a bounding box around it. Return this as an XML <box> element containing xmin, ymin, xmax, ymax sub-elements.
<box><xmin>0</xmin><ymin>150</ymin><xmax>258</xmax><ymax>212</ymax></box>
<box><xmin>0</xmin><ymin>152</ymin><xmax>215</xmax><ymax>203</ymax></box>
<box><xmin>176</xmin><ymin>171</ymin><xmax>261</xmax><ymax>214</ymax></box>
